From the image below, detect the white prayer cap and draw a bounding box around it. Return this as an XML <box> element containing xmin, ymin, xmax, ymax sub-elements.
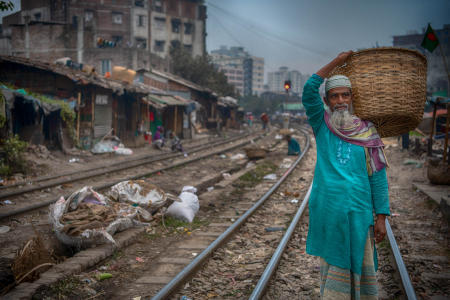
<box><xmin>325</xmin><ymin>75</ymin><xmax>352</xmax><ymax>93</ymax></box>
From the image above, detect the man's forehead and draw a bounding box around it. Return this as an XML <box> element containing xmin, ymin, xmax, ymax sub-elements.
<box><xmin>328</xmin><ymin>87</ymin><xmax>351</xmax><ymax>94</ymax></box>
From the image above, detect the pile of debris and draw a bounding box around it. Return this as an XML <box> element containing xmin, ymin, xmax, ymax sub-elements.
<box><xmin>49</xmin><ymin>181</ymin><xmax>173</xmax><ymax>248</ymax></box>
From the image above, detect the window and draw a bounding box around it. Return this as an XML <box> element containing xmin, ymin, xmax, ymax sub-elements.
<box><xmin>154</xmin><ymin>0</ymin><xmax>163</xmax><ymax>12</ymax></box>
<box><xmin>34</xmin><ymin>12</ymin><xmax>41</xmax><ymax>21</ymax></box>
<box><xmin>184</xmin><ymin>23</ymin><xmax>193</xmax><ymax>34</ymax></box>
<box><xmin>112</xmin><ymin>35</ymin><xmax>123</xmax><ymax>45</ymax></box>
<box><xmin>134</xmin><ymin>0</ymin><xmax>145</xmax><ymax>7</ymax></box>
<box><xmin>154</xmin><ymin>40</ymin><xmax>165</xmax><ymax>52</ymax></box>
<box><xmin>171</xmin><ymin>40</ymin><xmax>181</xmax><ymax>49</ymax></box>
<box><xmin>154</xmin><ymin>17</ymin><xmax>165</xmax><ymax>30</ymax></box>
<box><xmin>135</xmin><ymin>38</ymin><xmax>147</xmax><ymax>49</ymax></box>
<box><xmin>101</xmin><ymin>59</ymin><xmax>111</xmax><ymax>75</ymax></box>
<box><xmin>112</xmin><ymin>12</ymin><xmax>122</xmax><ymax>24</ymax></box>
<box><xmin>171</xmin><ymin>19</ymin><xmax>181</xmax><ymax>33</ymax></box>
<box><xmin>183</xmin><ymin>44</ymin><xmax>192</xmax><ymax>53</ymax></box>
<box><xmin>137</xmin><ymin>15</ymin><xmax>146</xmax><ymax>27</ymax></box>
<box><xmin>84</xmin><ymin>10</ymin><xmax>93</xmax><ymax>22</ymax></box>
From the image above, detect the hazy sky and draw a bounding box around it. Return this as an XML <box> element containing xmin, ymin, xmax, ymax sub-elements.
<box><xmin>2</xmin><ymin>0</ymin><xmax>449</xmax><ymax>82</ymax></box>
<box><xmin>205</xmin><ymin>0</ymin><xmax>450</xmax><ymax>79</ymax></box>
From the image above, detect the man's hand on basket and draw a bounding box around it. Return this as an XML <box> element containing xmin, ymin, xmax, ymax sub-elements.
<box><xmin>316</xmin><ymin>50</ymin><xmax>353</xmax><ymax>78</ymax></box>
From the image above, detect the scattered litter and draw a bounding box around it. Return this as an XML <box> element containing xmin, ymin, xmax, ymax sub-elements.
<box><xmin>402</xmin><ymin>159</ymin><xmax>423</xmax><ymax>168</ymax></box>
<box><xmin>246</xmin><ymin>162</ymin><xmax>255</xmax><ymax>169</ymax></box>
<box><xmin>108</xmin><ymin>180</ymin><xmax>168</xmax><ymax>210</ymax></box>
<box><xmin>97</xmin><ymin>273</ymin><xmax>113</xmax><ymax>281</ymax></box>
<box><xmin>0</xmin><ymin>225</ymin><xmax>10</xmax><ymax>234</ymax></box>
<box><xmin>230</xmin><ymin>153</ymin><xmax>246</xmax><ymax>160</ymax></box>
<box><xmin>180</xmin><ymin>296</ymin><xmax>192</xmax><ymax>300</ymax></box>
<box><xmin>135</xmin><ymin>257</ymin><xmax>145</xmax><ymax>263</ymax></box>
<box><xmin>50</xmin><ymin>186</ymin><xmax>152</xmax><ymax>247</ymax></box>
<box><xmin>2</xmin><ymin>200</ymin><xmax>13</xmax><ymax>205</ymax></box>
<box><xmin>98</xmin><ymin>266</ymin><xmax>108</xmax><ymax>271</ymax></box>
<box><xmin>192</xmin><ymin>253</ymin><xmax>198</xmax><ymax>257</ymax></box>
<box><xmin>69</xmin><ymin>158</ymin><xmax>80</xmax><ymax>163</ymax></box>
<box><xmin>263</xmin><ymin>174</ymin><xmax>277</xmax><ymax>181</ymax></box>
<box><xmin>231</xmin><ymin>218</ymin><xmax>235</xmax><ymax>222</ymax></box>
<box><xmin>132</xmin><ymin>297</ymin><xmax>142</xmax><ymax>300</ymax></box>
<box><xmin>275</xmin><ymin>134</ymin><xmax>283</xmax><ymax>140</ymax></box>
<box><xmin>290</xmin><ymin>199</ymin><xmax>299</xmax><ymax>204</ymax></box>
<box><xmin>222</xmin><ymin>173</ymin><xmax>231</xmax><ymax>179</ymax></box>
<box><xmin>280</xmin><ymin>158</ymin><xmax>293</xmax><ymax>168</ymax></box>
<box><xmin>166</xmin><ymin>186</ymin><xmax>199</xmax><ymax>223</ymax></box>
<box><xmin>82</xmin><ymin>278</ymin><xmax>92</xmax><ymax>284</ymax></box>
<box><xmin>91</xmin><ymin>136</ymin><xmax>121</xmax><ymax>154</ymax></box>
<box><xmin>219</xmin><ymin>154</ymin><xmax>227</xmax><ymax>159</ymax></box>
<box><xmin>207</xmin><ymin>186</ymin><xmax>214</xmax><ymax>192</ymax></box>
<box><xmin>114</xmin><ymin>147</ymin><xmax>133</xmax><ymax>155</ymax></box>
<box><xmin>265</xmin><ymin>227</ymin><xmax>285</xmax><ymax>232</ymax></box>
<box><xmin>391</xmin><ymin>213</ymin><xmax>400</xmax><ymax>217</ymax></box>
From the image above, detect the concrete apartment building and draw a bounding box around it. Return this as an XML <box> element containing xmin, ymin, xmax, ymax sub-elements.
<box><xmin>0</xmin><ymin>0</ymin><xmax>206</xmax><ymax>74</ymax></box>
<box><xmin>210</xmin><ymin>46</ymin><xmax>264</xmax><ymax>96</ymax></box>
<box><xmin>267</xmin><ymin>66</ymin><xmax>309</xmax><ymax>96</ymax></box>
<box><xmin>393</xmin><ymin>24</ymin><xmax>449</xmax><ymax>95</ymax></box>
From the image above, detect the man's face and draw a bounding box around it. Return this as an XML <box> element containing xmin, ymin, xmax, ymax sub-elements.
<box><xmin>324</xmin><ymin>87</ymin><xmax>352</xmax><ymax>111</ymax></box>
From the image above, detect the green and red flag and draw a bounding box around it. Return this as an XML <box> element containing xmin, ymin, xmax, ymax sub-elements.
<box><xmin>421</xmin><ymin>24</ymin><xmax>439</xmax><ymax>53</ymax></box>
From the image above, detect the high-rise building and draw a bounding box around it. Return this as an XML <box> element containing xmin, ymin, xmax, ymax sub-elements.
<box><xmin>267</xmin><ymin>66</ymin><xmax>309</xmax><ymax>95</ymax></box>
<box><xmin>0</xmin><ymin>0</ymin><xmax>206</xmax><ymax>73</ymax></box>
<box><xmin>210</xmin><ymin>46</ymin><xmax>264</xmax><ymax>96</ymax></box>
<box><xmin>393</xmin><ymin>24</ymin><xmax>449</xmax><ymax>95</ymax></box>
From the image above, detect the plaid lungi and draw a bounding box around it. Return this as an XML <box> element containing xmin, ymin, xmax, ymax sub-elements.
<box><xmin>320</xmin><ymin>229</ymin><xmax>378</xmax><ymax>300</ymax></box>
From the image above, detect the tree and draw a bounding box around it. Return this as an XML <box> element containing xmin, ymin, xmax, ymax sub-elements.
<box><xmin>0</xmin><ymin>1</ymin><xmax>14</xmax><ymax>11</ymax></box>
<box><xmin>170</xmin><ymin>46</ymin><xmax>237</xmax><ymax>98</ymax></box>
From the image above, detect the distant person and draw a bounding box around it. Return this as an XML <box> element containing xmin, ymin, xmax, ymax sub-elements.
<box><xmin>260</xmin><ymin>113</ymin><xmax>270</xmax><ymax>130</ymax></box>
<box><xmin>285</xmin><ymin>134</ymin><xmax>301</xmax><ymax>155</ymax></box>
<box><xmin>153</xmin><ymin>126</ymin><xmax>165</xmax><ymax>150</ymax></box>
<box><xmin>302</xmin><ymin>51</ymin><xmax>389</xmax><ymax>299</ymax></box>
<box><xmin>170</xmin><ymin>132</ymin><xmax>187</xmax><ymax>156</ymax></box>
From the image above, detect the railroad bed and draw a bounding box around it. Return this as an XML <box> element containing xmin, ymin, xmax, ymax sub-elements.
<box><xmin>2</xmin><ymin>126</ymin><xmax>449</xmax><ymax>299</ymax></box>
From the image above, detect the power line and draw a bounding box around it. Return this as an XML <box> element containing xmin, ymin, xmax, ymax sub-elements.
<box><xmin>206</xmin><ymin>1</ymin><xmax>327</xmax><ymax>57</ymax></box>
<box><xmin>208</xmin><ymin>11</ymin><xmax>244</xmax><ymax>47</ymax></box>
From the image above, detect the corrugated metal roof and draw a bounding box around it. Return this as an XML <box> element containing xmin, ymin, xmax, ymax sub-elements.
<box><xmin>0</xmin><ymin>55</ymin><xmax>151</xmax><ymax>96</ymax></box>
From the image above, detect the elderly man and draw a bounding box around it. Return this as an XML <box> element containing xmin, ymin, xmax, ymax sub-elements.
<box><xmin>302</xmin><ymin>51</ymin><xmax>390</xmax><ymax>299</ymax></box>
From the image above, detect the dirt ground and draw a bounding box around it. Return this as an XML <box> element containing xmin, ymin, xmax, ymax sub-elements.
<box><xmin>3</xmin><ymin>131</ymin><xmax>448</xmax><ymax>299</ymax></box>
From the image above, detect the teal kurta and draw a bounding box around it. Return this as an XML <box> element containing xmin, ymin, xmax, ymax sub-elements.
<box><xmin>303</xmin><ymin>74</ymin><xmax>390</xmax><ymax>275</ymax></box>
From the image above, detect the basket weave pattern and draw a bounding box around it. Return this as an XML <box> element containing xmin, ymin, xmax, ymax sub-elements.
<box><xmin>329</xmin><ymin>48</ymin><xmax>427</xmax><ymax>137</ymax></box>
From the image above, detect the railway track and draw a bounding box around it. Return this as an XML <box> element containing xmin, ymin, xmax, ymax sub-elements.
<box><xmin>2</xmin><ymin>124</ymin><xmax>447</xmax><ymax>299</ymax></box>
<box><xmin>0</xmin><ymin>131</ymin><xmax>264</xmax><ymax>220</ymax></box>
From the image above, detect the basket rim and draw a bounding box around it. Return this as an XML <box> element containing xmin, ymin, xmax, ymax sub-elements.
<box><xmin>349</xmin><ymin>47</ymin><xmax>427</xmax><ymax>64</ymax></box>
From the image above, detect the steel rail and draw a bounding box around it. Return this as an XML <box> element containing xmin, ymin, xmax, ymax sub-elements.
<box><xmin>151</xmin><ymin>127</ymin><xmax>310</xmax><ymax>300</ymax></box>
<box><xmin>0</xmin><ymin>132</ymin><xmax>254</xmax><ymax>200</ymax></box>
<box><xmin>0</xmin><ymin>136</ymin><xmax>216</xmax><ymax>190</ymax></box>
<box><xmin>0</xmin><ymin>131</ymin><xmax>266</xmax><ymax>220</ymax></box>
<box><xmin>385</xmin><ymin>219</ymin><xmax>417</xmax><ymax>300</ymax></box>
<box><xmin>249</xmin><ymin>183</ymin><xmax>312</xmax><ymax>299</ymax></box>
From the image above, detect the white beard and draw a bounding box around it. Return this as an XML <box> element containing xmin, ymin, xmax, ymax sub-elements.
<box><xmin>329</xmin><ymin>104</ymin><xmax>357</xmax><ymax>130</ymax></box>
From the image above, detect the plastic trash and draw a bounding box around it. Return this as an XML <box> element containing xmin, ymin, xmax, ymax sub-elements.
<box><xmin>219</xmin><ymin>154</ymin><xmax>227</xmax><ymax>159</ymax></box>
<box><xmin>290</xmin><ymin>199</ymin><xmax>299</xmax><ymax>203</ymax></box>
<box><xmin>114</xmin><ymin>147</ymin><xmax>133</xmax><ymax>155</ymax></box>
<box><xmin>265</xmin><ymin>227</ymin><xmax>285</xmax><ymax>232</ymax></box>
<box><xmin>166</xmin><ymin>186</ymin><xmax>199</xmax><ymax>223</ymax></box>
<box><xmin>222</xmin><ymin>173</ymin><xmax>231</xmax><ymax>179</ymax></box>
<box><xmin>49</xmin><ymin>186</ymin><xmax>151</xmax><ymax>247</ymax></box>
<box><xmin>69</xmin><ymin>158</ymin><xmax>80</xmax><ymax>163</ymax></box>
<box><xmin>263</xmin><ymin>174</ymin><xmax>277</xmax><ymax>180</ymax></box>
<box><xmin>230</xmin><ymin>153</ymin><xmax>246</xmax><ymax>160</ymax></box>
<box><xmin>280</xmin><ymin>158</ymin><xmax>293</xmax><ymax>168</ymax></box>
<box><xmin>0</xmin><ymin>225</ymin><xmax>10</xmax><ymax>234</ymax></box>
<box><xmin>3</xmin><ymin>200</ymin><xmax>13</xmax><ymax>205</ymax></box>
<box><xmin>207</xmin><ymin>186</ymin><xmax>214</xmax><ymax>192</ymax></box>
<box><xmin>108</xmin><ymin>180</ymin><xmax>168</xmax><ymax>210</ymax></box>
<box><xmin>97</xmin><ymin>273</ymin><xmax>113</xmax><ymax>280</ymax></box>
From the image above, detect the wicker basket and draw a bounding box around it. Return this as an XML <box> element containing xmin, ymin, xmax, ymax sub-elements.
<box><xmin>329</xmin><ymin>47</ymin><xmax>427</xmax><ymax>137</ymax></box>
